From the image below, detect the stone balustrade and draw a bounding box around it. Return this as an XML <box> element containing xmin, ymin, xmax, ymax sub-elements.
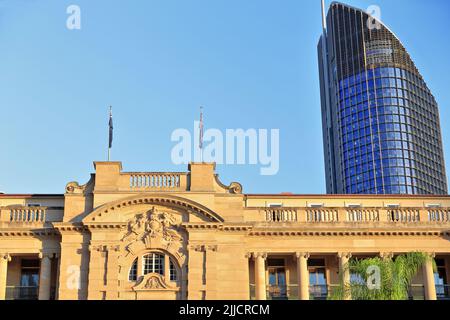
<box><xmin>346</xmin><ymin>209</ymin><xmax>380</xmax><ymax>222</ymax></box>
<box><xmin>263</xmin><ymin>208</ymin><xmax>298</xmax><ymax>222</ymax></box>
<box><xmin>8</xmin><ymin>207</ymin><xmax>47</xmax><ymax>223</ymax></box>
<box><xmin>306</xmin><ymin>208</ymin><xmax>339</xmax><ymax>223</ymax></box>
<box><xmin>253</xmin><ymin>207</ymin><xmax>450</xmax><ymax>224</ymax></box>
<box><xmin>387</xmin><ymin>209</ymin><xmax>420</xmax><ymax>223</ymax></box>
<box><xmin>126</xmin><ymin>173</ymin><xmax>187</xmax><ymax>191</ymax></box>
<box><xmin>428</xmin><ymin>209</ymin><xmax>450</xmax><ymax>223</ymax></box>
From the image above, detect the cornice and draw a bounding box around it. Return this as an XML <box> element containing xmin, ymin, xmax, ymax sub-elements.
<box><xmin>248</xmin><ymin>229</ymin><xmax>450</xmax><ymax>237</ymax></box>
<box><xmin>0</xmin><ymin>228</ymin><xmax>59</xmax><ymax>237</ymax></box>
<box><xmin>52</xmin><ymin>222</ymin><xmax>87</xmax><ymax>233</ymax></box>
<box><xmin>84</xmin><ymin>222</ymin><xmax>127</xmax><ymax>230</ymax></box>
<box><xmin>181</xmin><ymin>223</ymin><xmax>253</xmax><ymax>232</ymax></box>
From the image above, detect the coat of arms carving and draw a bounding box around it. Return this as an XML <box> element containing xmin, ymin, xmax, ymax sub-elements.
<box><xmin>122</xmin><ymin>207</ymin><xmax>184</xmax><ymax>256</ymax></box>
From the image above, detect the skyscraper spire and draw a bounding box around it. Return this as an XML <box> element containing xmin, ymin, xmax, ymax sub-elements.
<box><xmin>321</xmin><ymin>0</ymin><xmax>327</xmax><ymax>32</ymax></box>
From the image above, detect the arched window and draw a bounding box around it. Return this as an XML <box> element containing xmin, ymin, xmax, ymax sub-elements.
<box><xmin>129</xmin><ymin>252</ymin><xmax>179</xmax><ymax>283</ymax></box>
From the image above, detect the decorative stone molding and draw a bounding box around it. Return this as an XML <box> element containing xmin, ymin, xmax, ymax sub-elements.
<box><xmin>380</xmin><ymin>252</ymin><xmax>394</xmax><ymax>260</ymax></box>
<box><xmin>189</xmin><ymin>245</ymin><xmax>218</xmax><ymax>253</ymax></box>
<box><xmin>183</xmin><ymin>223</ymin><xmax>222</xmax><ymax>230</ymax></box>
<box><xmin>0</xmin><ymin>253</ymin><xmax>11</xmax><ymax>262</ymax></box>
<box><xmin>0</xmin><ymin>229</ymin><xmax>59</xmax><ymax>237</ymax></box>
<box><xmin>228</xmin><ymin>182</ymin><xmax>243</xmax><ymax>194</ymax></box>
<box><xmin>89</xmin><ymin>245</ymin><xmax>121</xmax><ymax>253</ymax></box>
<box><xmin>53</xmin><ymin>223</ymin><xmax>87</xmax><ymax>234</ymax></box>
<box><xmin>248</xmin><ymin>230</ymin><xmax>449</xmax><ymax>237</ymax></box>
<box><xmin>252</xmin><ymin>252</ymin><xmax>268</xmax><ymax>260</ymax></box>
<box><xmin>84</xmin><ymin>223</ymin><xmax>127</xmax><ymax>230</ymax></box>
<box><xmin>120</xmin><ymin>207</ymin><xmax>187</xmax><ymax>267</ymax></box>
<box><xmin>219</xmin><ymin>225</ymin><xmax>253</xmax><ymax>232</ymax></box>
<box><xmin>83</xmin><ymin>194</ymin><xmax>224</xmax><ymax>223</ymax></box>
<box><xmin>425</xmin><ymin>252</ymin><xmax>436</xmax><ymax>259</ymax></box>
<box><xmin>213</xmin><ymin>174</ymin><xmax>243</xmax><ymax>194</ymax></box>
<box><xmin>338</xmin><ymin>252</ymin><xmax>353</xmax><ymax>260</ymax></box>
<box><xmin>65</xmin><ymin>182</ymin><xmax>85</xmax><ymax>194</ymax></box>
<box><xmin>65</xmin><ymin>176</ymin><xmax>94</xmax><ymax>195</ymax></box>
<box><xmin>38</xmin><ymin>251</ymin><xmax>54</xmax><ymax>259</ymax></box>
<box><xmin>123</xmin><ymin>207</ymin><xmax>184</xmax><ymax>248</ymax></box>
<box><xmin>132</xmin><ymin>273</ymin><xmax>178</xmax><ymax>292</ymax></box>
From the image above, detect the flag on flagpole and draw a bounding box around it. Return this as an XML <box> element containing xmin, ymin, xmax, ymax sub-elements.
<box><xmin>199</xmin><ymin>107</ymin><xmax>204</xmax><ymax>150</ymax></box>
<box><xmin>108</xmin><ymin>106</ymin><xmax>113</xmax><ymax>149</ymax></box>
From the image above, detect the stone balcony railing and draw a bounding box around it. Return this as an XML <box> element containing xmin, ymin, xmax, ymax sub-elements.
<box><xmin>254</xmin><ymin>207</ymin><xmax>450</xmax><ymax>224</ymax></box>
<box><xmin>0</xmin><ymin>206</ymin><xmax>47</xmax><ymax>223</ymax></box>
<box><xmin>264</xmin><ymin>208</ymin><xmax>298</xmax><ymax>222</ymax></box>
<box><xmin>0</xmin><ymin>206</ymin><xmax>64</xmax><ymax>225</ymax></box>
<box><xmin>122</xmin><ymin>172</ymin><xmax>188</xmax><ymax>191</ymax></box>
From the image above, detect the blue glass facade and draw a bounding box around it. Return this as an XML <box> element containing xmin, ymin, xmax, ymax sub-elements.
<box><xmin>318</xmin><ymin>3</ymin><xmax>447</xmax><ymax>195</ymax></box>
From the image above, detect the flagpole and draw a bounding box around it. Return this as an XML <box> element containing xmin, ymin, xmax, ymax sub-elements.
<box><xmin>108</xmin><ymin>106</ymin><xmax>112</xmax><ymax>161</ymax></box>
<box><xmin>199</xmin><ymin>107</ymin><xmax>204</xmax><ymax>163</ymax></box>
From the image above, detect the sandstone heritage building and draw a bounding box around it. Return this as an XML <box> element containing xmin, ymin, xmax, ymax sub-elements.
<box><xmin>0</xmin><ymin>161</ymin><xmax>449</xmax><ymax>300</ymax></box>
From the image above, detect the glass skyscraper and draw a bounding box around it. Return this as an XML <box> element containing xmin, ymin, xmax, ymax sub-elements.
<box><xmin>318</xmin><ymin>1</ymin><xmax>448</xmax><ymax>195</ymax></box>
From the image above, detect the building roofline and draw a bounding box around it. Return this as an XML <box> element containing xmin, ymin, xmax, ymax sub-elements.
<box><xmin>245</xmin><ymin>194</ymin><xmax>450</xmax><ymax>199</ymax></box>
<box><xmin>0</xmin><ymin>194</ymin><xmax>64</xmax><ymax>198</ymax></box>
<box><xmin>329</xmin><ymin>1</ymin><xmax>408</xmax><ymax>59</ymax></box>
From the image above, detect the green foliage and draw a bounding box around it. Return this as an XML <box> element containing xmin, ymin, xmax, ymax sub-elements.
<box><xmin>329</xmin><ymin>252</ymin><xmax>434</xmax><ymax>300</ymax></box>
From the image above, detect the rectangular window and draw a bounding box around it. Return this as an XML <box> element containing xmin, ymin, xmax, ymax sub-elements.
<box><xmin>308</xmin><ymin>203</ymin><xmax>324</xmax><ymax>208</ymax></box>
<box><xmin>169</xmin><ymin>260</ymin><xmax>178</xmax><ymax>281</ymax></box>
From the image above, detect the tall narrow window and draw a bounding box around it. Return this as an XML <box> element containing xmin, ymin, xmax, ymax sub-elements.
<box><xmin>169</xmin><ymin>259</ymin><xmax>178</xmax><ymax>281</ymax></box>
<box><xmin>129</xmin><ymin>259</ymin><xmax>138</xmax><ymax>282</ymax></box>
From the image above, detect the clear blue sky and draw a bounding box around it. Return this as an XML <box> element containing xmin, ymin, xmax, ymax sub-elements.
<box><xmin>0</xmin><ymin>0</ymin><xmax>449</xmax><ymax>194</ymax></box>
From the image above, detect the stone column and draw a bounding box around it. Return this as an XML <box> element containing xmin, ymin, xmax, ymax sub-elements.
<box><xmin>105</xmin><ymin>245</ymin><xmax>120</xmax><ymax>300</ymax></box>
<box><xmin>423</xmin><ymin>253</ymin><xmax>437</xmax><ymax>301</ymax></box>
<box><xmin>57</xmin><ymin>230</ymin><xmax>91</xmax><ymax>300</ymax></box>
<box><xmin>296</xmin><ymin>252</ymin><xmax>310</xmax><ymax>300</ymax></box>
<box><xmin>205</xmin><ymin>245</ymin><xmax>218</xmax><ymax>300</ymax></box>
<box><xmin>338</xmin><ymin>252</ymin><xmax>352</xmax><ymax>300</ymax></box>
<box><xmin>38</xmin><ymin>254</ymin><xmax>52</xmax><ymax>300</ymax></box>
<box><xmin>254</xmin><ymin>253</ymin><xmax>267</xmax><ymax>300</ymax></box>
<box><xmin>187</xmin><ymin>245</ymin><xmax>206</xmax><ymax>300</ymax></box>
<box><xmin>0</xmin><ymin>253</ymin><xmax>11</xmax><ymax>300</ymax></box>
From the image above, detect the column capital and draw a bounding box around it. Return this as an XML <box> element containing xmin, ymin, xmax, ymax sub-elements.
<box><xmin>425</xmin><ymin>252</ymin><xmax>436</xmax><ymax>259</ymax></box>
<box><xmin>89</xmin><ymin>244</ymin><xmax>121</xmax><ymax>253</ymax></box>
<box><xmin>337</xmin><ymin>252</ymin><xmax>352</xmax><ymax>260</ymax></box>
<box><xmin>295</xmin><ymin>252</ymin><xmax>310</xmax><ymax>260</ymax></box>
<box><xmin>0</xmin><ymin>253</ymin><xmax>11</xmax><ymax>262</ymax></box>
<box><xmin>252</xmin><ymin>252</ymin><xmax>268</xmax><ymax>260</ymax></box>
<box><xmin>107</xmin><ymin>245</ymin><xmax>121</xmax><ymax>253</ymax></box>
<box><xmin>380</xmin><ymin>252</ymin><xmax>394</xmax><ymax>260</ymax></box>
<box><xmin>205</xmin><ymin>245</ymin><xmax>218</xmax><ymax>252</ymax></box>
<box><xmin>189</xmin><ymin>244</ymin><xmax>217</xmax><ymax>252</ymax></box>
<box><xmin>38</xmin><ymin>252</ymin><xmax>53</xmax><ymax>260</ymax></box>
